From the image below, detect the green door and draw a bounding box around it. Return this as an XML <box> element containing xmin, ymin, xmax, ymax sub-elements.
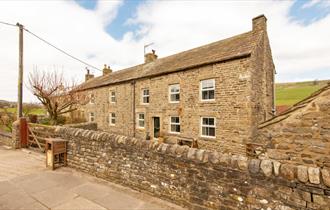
<box><xmin>153</xmin><ymin>117</ymin><xmax>160</xmax><ymax>138</ymax></box>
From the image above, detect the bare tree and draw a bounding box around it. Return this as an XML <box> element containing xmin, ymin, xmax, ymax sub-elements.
<box><xmin>28</xmin><ymin>70</ymin><xmax>88</xmax><ymax>125</ymax></box>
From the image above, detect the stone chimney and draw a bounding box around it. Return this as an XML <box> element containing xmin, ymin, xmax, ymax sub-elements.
<box><xmin>252</xmin><ymin>14</ymin><xmax>267</xmax><ymax>32</ymax></box>
<box><xmin>85</xmin><ymin>68</ymin><xmax>94</xmax><ymax>82</ymax></box>
<box><xmin>144</xmin><ymin>49</ymin><xmax>158</xmax><ymax>63</ymax></box>
<box><xmin>103</xmin><ymin>64</ymin><xmax>112</xmax><ymax>76</ymax></box>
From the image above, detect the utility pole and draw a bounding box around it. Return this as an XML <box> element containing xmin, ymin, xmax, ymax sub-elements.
<box><xmin>17</xmin><ymin>23</ymin><xmax>24</xmax><ymax>118</ymax></box>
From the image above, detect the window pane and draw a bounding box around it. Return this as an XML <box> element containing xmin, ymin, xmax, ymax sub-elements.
<box><xmin>209</xmin><ymin>127</ymin><xmax>215</xmax><ymax>136</ymax></box>
<box><xmin>139</xmin><ymin>120</ymin><xmax>144</xmax><ymax>127</ymax></box>
<box><xmin>170</xmin><ymin>85</ymin><xmax>179</xmax><ymax>93</ymax></box>
<box><xmin>202</xmin><ymin>79</ymin><xmax>214</xmax><ymax>89</ymax></box>
<box><xmin>171</xmin><ymin>117</ymin><xmax>179</xmax><ymax>123</ymax></box>
<box><xmin>143</xmin><ymin>96</ymin><xmax>149</xmax><ymax>103</ymax></box>
<box><xmin>202</xmin><ymin>90</ymin><xmax>208</xmax><ymax>100</ymax></box>
<box><xmin>209</xmin><ymin>118</ymin><xmax>215</xmax><ymax>125</ymax></box>
<box><xmin>209</xmin><ymin>90</ymin><xmax>214</xmax><ymax>99</ymax></box>
<box><xmin>176</xmin><ymin>125</ymin><xmax>180</xmax><ymax>132</ymax></box>
<box><xmin>202</xmin><ymin>127</ymin><xmax>207</xmax><ymax>136</ymax></box>
<box><xmin>202</xmin><ymin>118</ymin><xmax>208</xmax><ymax>125</ymax></box>
<box><xmin>143</xmin><ymin>89</ymin><xmax>149</xmax><ymax>95</ymax></box>
<box><xmin>139</xmin><ymin>114</ymin><xmax>144</xmax><ymax>120</ymax></box>
<box><xmin>171</xmin><ymin>125</ymin><xmax>180</xmax><ymax>133</ymax></box>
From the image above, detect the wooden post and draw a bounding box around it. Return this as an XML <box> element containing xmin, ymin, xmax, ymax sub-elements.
<box><xmin>17</xmin><ymin>23</ymin><xmax>24</xmax><ymax>118</ymax></box>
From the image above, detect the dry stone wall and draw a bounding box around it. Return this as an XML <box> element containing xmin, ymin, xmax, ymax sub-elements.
<box><xmin>0</xmin><ymin>131</ymin><xmax>12</xmax><ymax>147</ymax></box>
<box><xmin>55</xmin><ymin>126</ymin><xmax>330</xmax><ymax>210</ymax></box>
<box><xmin>255</xmin><ymin>87</ymin><xmax>330</xmax><ymax>168</ymax></box>
<box><xmin>64</xmin><ymin>122</ymin><xmax>98</xmax><ymax>130</ymax></box>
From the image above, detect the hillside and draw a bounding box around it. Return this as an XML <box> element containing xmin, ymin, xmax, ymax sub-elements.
<box><xmin>276</xmin><ymin>80</ymin><xmax>329</xmax><ymax>106</ymax></box>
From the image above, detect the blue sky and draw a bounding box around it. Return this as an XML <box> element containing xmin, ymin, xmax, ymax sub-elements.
<box><xmin>75</xmin><ymin>0</ymin><xmax>330</xmax><ymax>40</ymax></box>
<box><xmin>1</xmin><ymin>0</ymin><xmax>330</xmax><ymax>101</ymax></box>
<box><xmin>76</xmin><ymin>0</ymin><xmax>143</xmax><ymax>40</ymax></box>
<box><xmin>290</xmin><ymin>0</ymin><xmax>330</xmax><ymax>24</ymax></box>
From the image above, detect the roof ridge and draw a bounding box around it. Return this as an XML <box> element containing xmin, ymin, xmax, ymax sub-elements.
<box><xmin>78</xmin><ymin>30</ymin><xmax>257</xmax><ymax>91</ymax></box>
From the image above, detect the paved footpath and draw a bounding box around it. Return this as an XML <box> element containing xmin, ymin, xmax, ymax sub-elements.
<box><xmin>0</xmin><ymin>144</ymin><xmax>185</xmax><ymax>210</ymax></box>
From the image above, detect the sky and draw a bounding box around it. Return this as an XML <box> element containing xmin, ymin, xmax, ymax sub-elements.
<box><xmin>0</xmin><ymin>0</ymin><xmax>330</xmax><ymax>102</ymax></box>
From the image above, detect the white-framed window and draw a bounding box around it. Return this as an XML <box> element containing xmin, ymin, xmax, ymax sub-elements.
<box><xmin>89</xmin><ymin>112</ymin><xmax>95</xmax><ymax>122</ymax></box>
<box><xmin>201</xmin><ymin>117</ymin><xmax>216</xmax><ymax>138</ymax></box>
<box><xmin>142</xmin><ymin>89</ymin><xmax>149</xmax><ymax>104</ymax></box>
<box><xmin>110</xmin><ymin>91</ymin><xmax>116</xmax><ymax>103</ymax></box>
<box><xmin>169</xmin><ymin>116</ymin><xmax>180</xmax><ymax>134</ymax></box>
<box><xmin>137</xmin><ymin>113</ymin><xmax>145</xmax><ymax>128</ymax></box>
<box><xmin>109</xmin><ymin>113</ymin><xmax>116</xmax><ymax>126</ymax></box>
<box><xmin>200</xmin><ymin>79</ymin><xmax>215</xmax><ymax>101</ymax></box>
<box><xmin>169</xmin><ymin>84</ymin><xmax>180</xmax><ymax>103</ymax></box>
<box><xmin>90</xmin><ymin>93</ymin><xmax>95</xmax><ymax>104</ymax></box>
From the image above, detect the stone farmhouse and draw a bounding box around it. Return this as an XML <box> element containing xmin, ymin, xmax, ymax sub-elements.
<box><xmin>75</xmin><ymin>15</ymin><xmax>275</xmax><ymax>155</ymax></box>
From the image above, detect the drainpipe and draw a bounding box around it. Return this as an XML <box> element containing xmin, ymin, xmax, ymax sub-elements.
<box><xmin>272</xmin><ymin>69</ymin><xmax>276</xmax><ymax>116</ymax></box>
<box><xmin>132</xmin><ymin>80</ymin><xmax>136</xmax><ymax>137</ymax></box>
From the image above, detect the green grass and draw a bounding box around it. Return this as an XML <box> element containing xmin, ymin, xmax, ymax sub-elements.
<box><xmin>276</xmin><ymin>80</ymin><xmax>329</xmax><ymax>106</ymax></box>
<box><xmin>0</xmin><ymin>107</ymin><xmax>46</xmax><ymax>115</ymax></box>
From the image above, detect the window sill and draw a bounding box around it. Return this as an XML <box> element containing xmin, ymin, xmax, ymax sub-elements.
<box><xmin>199</xmin><ymin>136</ymin><xmax>216</xmax><ymax>141</ymax></box>
<box><xmin>199</xmin><ymin>100</ymin><xmax>216</xmax><ymax>104</ymax></box>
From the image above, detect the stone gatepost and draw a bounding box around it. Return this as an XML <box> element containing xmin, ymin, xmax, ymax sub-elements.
<box><xmin>11</xmin><ymin>118</ymin><xmax>28</xmax><ymax>149</ymax></box>
<box><xmin>12</xmin><ymin>120</ymin><xmax>20</xmax><ymax>149</ymax></box>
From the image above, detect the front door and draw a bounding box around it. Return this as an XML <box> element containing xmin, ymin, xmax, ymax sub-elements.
<box><xmin>153</xmin><ymin>117</ymin><xmax>160</xmax><ymax>138</ymax></box>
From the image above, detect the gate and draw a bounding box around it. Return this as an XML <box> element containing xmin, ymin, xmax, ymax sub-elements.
<box><xmin>27</xmin><ymin>123</ymin><xmax>55</xmax><ymax>153</ymax></box>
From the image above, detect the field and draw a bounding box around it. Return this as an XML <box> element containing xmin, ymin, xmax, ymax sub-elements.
<box><xmin>0</xmin><ymin>107</ymin><xmax>45</xmax><ymax>115</ymax></box>
<box><xmin>275</xmin><ymin>80</ymin><xmax>329</xmax><ymax>106</ymax></box>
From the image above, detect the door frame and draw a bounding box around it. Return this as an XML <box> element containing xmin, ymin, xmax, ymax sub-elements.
<box><xmin>152</xmin><ymin>116</ymin><xmax>161</xmax><ymax>139</ymax></box>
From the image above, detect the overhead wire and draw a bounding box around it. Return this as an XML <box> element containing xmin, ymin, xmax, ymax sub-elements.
<box><xmin>0</xmin><ymin>21</ymin><xmax>17</xmax><ymax>27</ymax></box>
<box><xmin>0</xmin><ymin>20</ymin><xmax>102</xmax><ymax>72</ymax></box>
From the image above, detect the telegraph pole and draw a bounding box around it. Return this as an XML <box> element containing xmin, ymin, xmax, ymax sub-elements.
<box><xmin>17</xmin><ymin>23</ymin><xmax>24</xmax><ymax>118</ymax></box>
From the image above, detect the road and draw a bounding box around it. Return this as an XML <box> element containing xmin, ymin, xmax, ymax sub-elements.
<box><xmin>0</xmin><ymin>144</ymin><xmax>185</xmax><ymax>210</ymax></box>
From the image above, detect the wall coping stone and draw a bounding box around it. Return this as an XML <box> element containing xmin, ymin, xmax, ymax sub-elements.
<box><xmin>55</xmin><ymin>126</ymin><xmax>330</xmax><ymax>189</ymax></box>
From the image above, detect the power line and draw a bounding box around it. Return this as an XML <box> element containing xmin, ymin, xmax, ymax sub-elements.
<box><xmin>24</xmin><ymin>28</ymin><xmax>102</xmax><ymax>72</ymax></box>
<box><xmin>0</xmin><ymin>20</ymin><xmax>102</xmax><ymax>72</ymax></box>
<box><xmin>0</xmin><ymin>21</ymin><xmax>17</xmax><ymax>27</ymax></box>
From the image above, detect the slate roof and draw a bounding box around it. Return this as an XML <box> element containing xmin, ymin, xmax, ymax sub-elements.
<box><xmin>79</xmin><ymin>30</ymin><xmax>261</xmax><ymax>91</ymax></box>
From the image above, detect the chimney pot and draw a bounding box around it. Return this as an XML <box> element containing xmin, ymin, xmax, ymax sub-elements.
<box><xmin>252</xmin><ymin>14</ymin><xmax>267</xmax><ymax>32</ymax></box>
<box><xmin>85</xmin><ymin>68</ymin><xmax>94</xmax><ymax>82</ymax></box>
<box><xmin>145</xmin><ymin>50</ymin><xmax>158</xmax><ymax>63</ymax></box>
<box><xmin>103</xmin><ymin>64</ymin><xmax>112</xmax><ymax>75</ymax></box>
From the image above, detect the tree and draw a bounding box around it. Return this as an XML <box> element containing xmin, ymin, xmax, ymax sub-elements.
<box><xmin>0</xmin><ymin>104</ymin><xmax>38</xmax><ymax>132</ymax></box>
<box><xmin>0</xmin><ymin>108</ymin><xmax>16</xmax><ymax>132</ymax></box>
<box><xmin>28</xmin><ymin>70</ymin><xmax>88</xmax><ymax>125</ymax></box>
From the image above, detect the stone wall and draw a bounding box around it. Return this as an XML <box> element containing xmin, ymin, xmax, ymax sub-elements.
<box><xmin>0</xmin><ymin>131</ymin><xmax>12</xmax><ymax>147</ymax></box>
<box><xmin>64</xmin><ymin>122</ymin><xmax>97</xmax><ymax>130</ymax></box>
<box><xmin>55</xmin><ymin>126</ymin><xmax>330</xmax><ymax>210</ymax></box>
<box><xmin>255</xmin><ymin>85</ymin><xmax>330</xmax><ymax>167</ymax></box>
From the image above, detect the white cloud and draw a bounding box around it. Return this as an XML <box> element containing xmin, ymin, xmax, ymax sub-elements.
<box><xmin>129</xmin><ymin>0</ymin><xmax>330</xmax><ymax>81</ymax></box>
<box><xmin>302</xmin><ymin>0</ymin><xmax>330</xmax><ymax>9</ymax></box>
<box><xmin>0</xmin><ymin>0</ymin><xmax>329</xmax><ymax>102</ymax></box>
<box><xmin>302</xmin><ymin>0</ymin><xmax>322</xmax><ymax>9</ymax></box>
